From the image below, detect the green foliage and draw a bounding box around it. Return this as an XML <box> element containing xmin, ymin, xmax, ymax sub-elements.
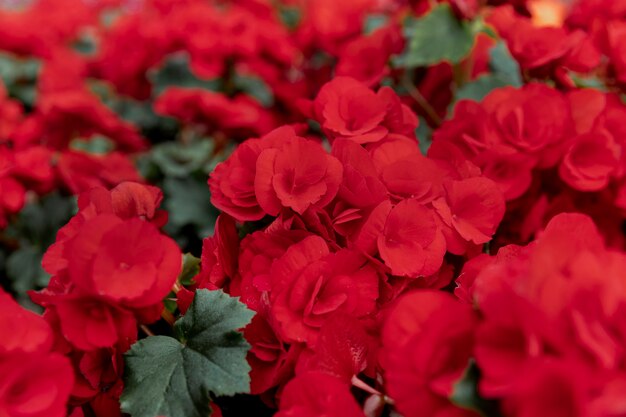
<box><xmin>453</xmin><ymin>42</ymin><xmax>522</xmax><ymax>105</ymax></box>
<box><xmin>121</xmin><ymin>289</ymin><xmax>255</xmax><ymax>417</ymax></box>
<box><xmin>394</xmin><ymin>5</ymin><xmax>481</xmax><ymax>68</ymax></box>
<box><xmin>2</xmin><ymin>193</ymin><xmax>76</xmax><ymax>306</ymax></box>
<box><xmin>150</xmin><ymin>53</ymin><xmax>221</xmax><ymax>96</ymax></box>
<box><xmin>451</xmin><ymin>360</ymin><xmax>501</xmax><ymax>417</ymax></box>
<box><xmin>178</xmin><ymin>253</ymin><xmax>201</xmax><ymax>286</ymax></box>
<box><xmin>0</xmin><ymin>52</ymin><xmax>40</xmax><ymax>108</ymax></box>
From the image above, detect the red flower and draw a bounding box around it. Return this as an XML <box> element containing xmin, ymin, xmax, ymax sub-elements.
<box><xmin>558</xmin><ymin>131</ymin><xmax>621</xmax><ymax>191</ymax></box>
<box><xmin>66</xmin><ymin>214</ymin><xmax>181</xmax><ymax>308</ymax></box>
<box><xmin>377</xmin><ymin>199</ymin><xmax>446</xmax><ymax>277</ymax></box>
<box><xmin>0</xmin><ymin>351</ymin><xmax>75</xmax><ymax>417</ymax></box>
<box><xmin>270</xmin><ymin>236</ymin><xmax>379</xmax><ymax>344</ymax></box>
<box><xmin>56</xmin><ymin>150</ymin><xmax>142</xmax><ymax>195</ymax></box>
<box><xmin>382</xmin><ymin>291</ymin><xmax>479</xmax><ymax>417</ymax></box>
<box><xmin>244</xmin><ymin>315</ymin><xmax>300</xmax><ymax>394</ymax></box>
<box><xmin>295</xmin><ymin>315</ymin><xmax>373</xmax><ymax>382</ymax></box>
<box><xmin>432</xmin><ymin>177</ymin><xmax>505</xmax><ymax>254</ymax></box>
<box><xmin>154</xmin><ymin>88</ymin><xmax>276</xmax><ymax>139</ymax></box>
<box><xmin>310</xmin><ymin>77</ymin><xmax>419</xmax><ymax>145</ymax></box>
<box><xmin>0</xmin><ymin>290</ymin><xmax>74</xmax><ymax>417</ymax></box>
<box><xmin>255</xmin><ymin>133</ymin><xmax>343</xmax><ymax>215</ymax></box>
<box><xmin>501</xmin><ymin>362</ymin><xmax>589</xmax><ymax>417</ymax></box>
<box><xmin>276</xmin><ymin>372</ymin><xmax>365</xmax><ymax>417</ymax></box>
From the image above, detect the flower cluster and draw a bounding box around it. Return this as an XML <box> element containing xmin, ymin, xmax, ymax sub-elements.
<box><xmin>29</xmin><ymin>182</ymin><xmax>180</xmax><ymax>416</ymax></box>
<box><xmin>205</xmin><ymin>75</ymin><xmax>504</xmax><ymax>406</ymax></box>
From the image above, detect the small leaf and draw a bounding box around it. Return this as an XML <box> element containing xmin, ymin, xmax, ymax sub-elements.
<box><xmin>6</xmin><ymin>246</ymin><xmax>49</xmax><ymax>295</ymax></box>
<box><xmin>488</xmin><ymin>42</ymin><xmax>522</xmax><ymax>87</ymax></box>
<box><xmin>453</xmin><ymin>42</ymin><xmax>522</xmax><ymax>106</ymax></box>
<box><xmin>163</xmin><ymin>177</ymin><xmax>220</xmax><ymax>234</ymax></box>
<box><xmin>179</xmin><ymin>253</ymin><xmax>201</xmax><ymax>286</ymax></box>
<box><xmin>233</xmin><ymin>75</ymin><xmax>274</xmax><ymax>107</ymax></box>
<box><xmin>150</xmin><ymin>53</ymin><xmax>221</xmax><ymax>96</ymax></box>
<box><xmin>151</xmin><ymin>141</ymin><xmax>214</xmax><ymax>177</ymax></box>
<box><xmin>450</xmin><ymin>359</ymin><xmax>500</xmax><ymax>416</ymax></box>
<box><xmin>455</xmin><ymin>75</ymin><xmax>510</xmax><ymax>102</ymax></box>
<box><xmin>121</xmin><ymin>289</ymin><xmax>255</xmax><ymax>417</ymax></box>
<box><xmin>394</xmin><ymin>5</ymin><xmax>478</xmax><ymax>68</ymax></box>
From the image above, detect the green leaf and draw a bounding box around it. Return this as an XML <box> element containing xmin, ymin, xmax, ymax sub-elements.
<box><xmin>455</xmin><ymin>75</ymin><xmax>510</xmax><ymax>102</ymax></box>
<box><xmin>364</xmin><ymin>14</ymin><xmax>389</xmax><ymax>34</ymax></box>
<box><xmin>121</xmin><ymin>289</ymin><xmax>255</xmax><ymax>417</ymax></box>
<box><xmin>163</xmin><ymin>177</ymin><xmax>220</xmax><ymax>234</ymax></box>
<box><xmin>0</xmin><ymin>52</ymin><xmax>40</xmax><ymax>107</ymax></box>
<box><xmin>416</xmin><ymin>116</ymin><xmax>433</xmax><ymax>155</ymax></box>
<box><xmin>179</xmin><ymin>253</ymin><xmax>201</xmax><ymax>286</ymax></box>
<box><xmin>451</xmin><ymin>360</ymin><xmax>501</xmax><ymax>416</ymax></box>
<box><xmin>394</xmin><ymin>5</ymin><xmax>479</xmax><ymax>68</ymax></box>
<box><xmin>453</xmin><ymin>42</ymin><xmax>522</xmax><ymax>105</ymax></box>
<box><xmin>151</xmin><ymin>140</ymin><xmax>215</xmax><ymax>177</ymax></box>
<box><xmin>488</xmin><ymin>42</ymin><xmax>522</xmax><ymax>87</ymax></box>
<box><xmin>233</xmin><ymin>75</ymin><xmax>274</xmax><ymax>107</ymax></box>
<box><xmin>6</xmin><ymin>246</ymin><xmax>49</xmax><ymax>295</ymax></box>
<box><xmin>150</xmin><ymin>53</ymin><xmax>221</xmax><ymax>96</ymax></box>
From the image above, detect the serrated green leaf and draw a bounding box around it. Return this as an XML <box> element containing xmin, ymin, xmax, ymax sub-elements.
<box><xmin>179</xmin><ymin>253</ymin><xmax>201</xmax><ymax>286</ymax></box>
<box><xmin>121</xmin><ymin>289</ymin><xmax>255</xmax><ymax>417</ymax></box>
<box><xmin>394</xmin><ymin>5</ymin><xmax>478</xmax><ymax>68</ymax></box>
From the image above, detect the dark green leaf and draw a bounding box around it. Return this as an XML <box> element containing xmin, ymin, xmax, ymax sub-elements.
<box><xmin>150</xmin><ymin>54</ymin><xmax>221</xmax><ymax>96</ymax></box>
<box><xmin>121</xmin><ymin>289</ymin><xmax>255</xmax><ymax>417</ymax></box>
<box><xmin>6</xmin><ymin>246</ymin><xmax>49</xmax><ymax>295</ymax></box>
<box><xmin>233</xmin><ymin>75</ymin><xmax>274</xmax><ymax>107</ymax></box>
<box><xmin>416</xmin><ymin>116</ymin><xmax>433</xmax><ymax>155</ymax></box>
<box><xmin>0</xmin><ymin>52</ymin><xmax>40</xmax><ymax>107</ymax></box>
<box><xmin>453</xmin><ymin>42</ymin><xmax>522</xmax><ymax>105</ymax></box>
<box><xmin>455</xmin><ymin>75</ymin><xmax>510</xmax><ymax>102</ymax></box>
<box><xmin>488</xmin><ymin>42</ymin><xmax>522</xmax><ymax>87</ymax></box>
<box><xmin>151</xmin><ymin>141</ymin><xmax>214</xmax><ymax>177</ymax></box>
<box><xmin>163</xmin><ymin>177</ymin><xmax>219</xmax><ymax>235</ymax></box>
<box><xmin>451</xmin><ymin>360</ymin><xmax>501</xmax><ymax>417</ymax></box>
<box><xmin>364</xmin><ymin>14</ymin><xmax>389</xmax><ymax>34</ymax></box>
<box><xmin>394</xmin><ymin>5</ymin><xmax>479</xmax><ymax>68</ymax></box>
<box><xmin>179</xmin><ymin>253</ymin><xmax>201</xmax><ymax>286</ymax></box>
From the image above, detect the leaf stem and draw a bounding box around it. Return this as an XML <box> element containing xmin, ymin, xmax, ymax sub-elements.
<box><xmin>401</xmin><ymin>72</ymin><xmax>443</xmax><ymax>127</ymax></box>
<box><xmin>140</xmin><ymin>325</ymin><xmax>155</xmax><ymax>337</ymax></box>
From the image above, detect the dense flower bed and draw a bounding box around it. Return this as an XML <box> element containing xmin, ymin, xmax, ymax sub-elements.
<box><xmin>1</xmin><ymin>0</ymin><xmax>625</xmax><ymax>416</ymax></box>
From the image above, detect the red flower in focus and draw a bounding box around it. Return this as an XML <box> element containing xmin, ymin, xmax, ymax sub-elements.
<box><xmin>275</xmin><ymin>372</ymin><xmax>365</xmax><ymax>417</ymax></box>
<box><xmin>66</xmin><ymin>215</ymin><xmax>180</xmax><ymax>308</ymax></box>
<box><xmin>310</xmin><ymin>76</ymin><xmax>418</xmax><ymax>144</ymax></box>
<box><xmin>433</xmin><ymin>177</ymin><xmax>505</xmax><ymax>254</ymax></box>
<box><xmin>255</xmin><ymin>132</ymin><xmax>343</xmax><ymax>215</ymax></box>
<box><xmin>377</xmin><ymin>199</ymin><xmax>446</xmax><ymax>277</ymax></box>
<box><xmin>270</xmin><ymin>236</ymin><xmax>379</xmax><ymax>344</ymax></box>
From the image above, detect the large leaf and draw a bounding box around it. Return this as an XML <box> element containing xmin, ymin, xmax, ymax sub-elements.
<box><xmin>394</xmin><ymin>4</ymin><xmax>480</xmax><ymax>68</ymax></box>
<box><xmin>121</xmin><ymin>289</ymin><xmax>255</xmax><ymax>417</ymax></box>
